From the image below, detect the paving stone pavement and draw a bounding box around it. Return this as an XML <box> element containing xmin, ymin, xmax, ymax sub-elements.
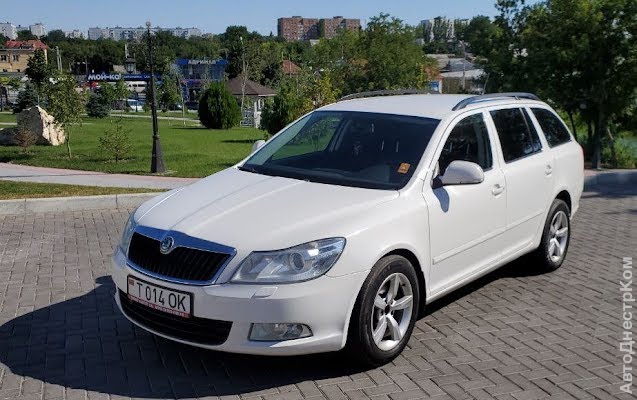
<box><xmin>0</xmin><ymin>184</ymin><xmax>635</xmax><ymax>400</ymax></box>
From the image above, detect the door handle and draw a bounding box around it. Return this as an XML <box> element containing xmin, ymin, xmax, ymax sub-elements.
<box><xmin>492</xmin><ymin>183</ymin><xmax>505</xmax><ymax>196</ymax></box>
<box><xmin>545</xmin><ymin>165</ymin><xmax>553</xmax><ymax>175</ymax></box>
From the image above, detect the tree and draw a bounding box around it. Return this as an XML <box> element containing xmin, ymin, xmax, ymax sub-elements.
<box><xmin>260</xmin><ymin>87</ymin><xmax>300</xmax><ymax>135</ymax></box>
<box><xmin>86</xmin><ymin>92</ymin><xmax>111</xmax><ymax>118</ymax></box>
<box><xmin>44</xmin><ymin>30</ymin><xmax>67</xmax><ymax>43</ymax></box>
<box><xmin>100</xmin><ymin>79</ymin><xmax>129</xmax><ymax>110</ymax></box>
<box><xmin>25</xmin><ymin>49</ymin><xmax>51</xmax><ymax>104</ymax></box>
<box><xmin>462</xmin><ymin>16</ymin><xmax>499</xmax><ymax>58</ymax></box>
<box><xmin>520</xmin><ymin>0</ymin><xmax>637</xmax><ymax>168</ymax></box>
<box><xmin>17</xmin><ymin>30</ymin><xmax>37</xmax><ymax>40</ymax></box>
<box><xmin>13</xmin><ymin>83</ymin><xmax>38</xmax><ymax>113</ymax></box>
<box><xmin>99</xmin><ymin>117</ymin><xmax>131</xmax><ymax>163</ymax></box>
<box><xmin>158</xmin><ymin>70</ymin><xmax>182</xmax><ymax>111</ymax></box>
<box><xmin>307</xmin><ymin>14</ymin><xmax>428</xmax><ymax>95</ymax></box>
<box><xmin>198</xmin><ymin>82</ymin><xmax>241</xmax><ymax>129</ymax></box>
<box><xmin>45</xmin><ymin>72</ymin><xmax>86</xmax><ymax>158</ymax></box>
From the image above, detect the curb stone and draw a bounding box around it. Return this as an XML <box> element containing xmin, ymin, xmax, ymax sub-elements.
<box><xmin>0</xmin><ymin>193</ymin><xmax>159</xmax><ymax>215</ymax></box>
<box><xmin>584</xmin><ymin>169</ymin><xmax>637</xmax><ymax>189</ymax></box>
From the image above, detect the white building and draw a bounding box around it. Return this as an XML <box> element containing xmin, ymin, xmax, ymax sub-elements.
<box><xmin>66</xmin><ymin>30</ymin><xmax>85</xmax><ymax>39</ymax></box>
<box><xmin>0</xmin><ymin>22</ymin><xmax>17</xmax><ymax>40</ymax></box>
<box><xmin>29</xmin><ymin>23</ymin><xmax>46</xmax><ymax>37</ymax></box>
<box><xmin>420</xmin><ymin>18</ymin><xmax>469</xmax><ymax>42</ymax></box>
<box><xmin>88</xmin><ymin>26</ymin><xmax>202</xmax><ymax>41</ymax></box>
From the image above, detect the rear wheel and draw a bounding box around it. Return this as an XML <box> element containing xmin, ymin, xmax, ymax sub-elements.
<box><xmin>532</xmin><ymin>199</ymin><xmax>571</xmax><ymax>271</ymax></box>
<box><xmin>347</xmin><ymin>255</ymin><xmax>420</xmax><ymax>366</ymax></box>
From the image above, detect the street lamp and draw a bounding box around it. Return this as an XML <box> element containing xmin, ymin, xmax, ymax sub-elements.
<box><xmin>146</xmin><ymin>21</ymin><xmax>166</xmax><ymax>173</ymax></box>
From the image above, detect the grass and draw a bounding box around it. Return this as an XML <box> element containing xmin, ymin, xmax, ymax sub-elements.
<box><xmin>0</xmin><ymin>180</ymin><xmax>163</xmax><ymax>200</ymax></box>
<box><xmin>0</xmin><ymin>113</ymin><xmax>17</xmax><ymax>124</ymax></box>
<box><xmin>110</xmin><ymin>109</ymin><xmax>200</xmax><ymax>120</ymax></box>
<box><xmin>0</xmin><ymin>114</ymin><xmax>265</xmax><ymax>178</ymax></box>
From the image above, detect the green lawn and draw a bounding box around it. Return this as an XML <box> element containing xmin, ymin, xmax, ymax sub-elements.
<box><xmin>110</xmin><ymin>109</ymin><xmax>201</xmax><ymax>120</ymax></box>
<box><xmin>0</xmin><ymin>180</ymin><xmax>162</xmax><ymax>200</ymax></box>
<box><xmin>0</xmin><ymin>115</ymin><xmax>265</xmax><ymax>178</ymax></box>
<box><xmin>0</xmin><ymin>113</ymin><xmax>17</xmax><ymax>124</ymax></box>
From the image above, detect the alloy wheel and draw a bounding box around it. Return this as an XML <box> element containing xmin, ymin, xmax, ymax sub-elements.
<box><xmin>370</xmin><ymin>272</ymin><xmax>414</xmax><ymax>351</ymax></box>
<box><xmin>548</xmin><ymin>210</ymin><xmax>569</xmax><ymax>263</ymax></box>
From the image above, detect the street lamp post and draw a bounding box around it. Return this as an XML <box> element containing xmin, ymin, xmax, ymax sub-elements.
<box><xmin>146</xmin><ymin>21</ymin><xmax>166</xmax><ymax>174</ymax></box>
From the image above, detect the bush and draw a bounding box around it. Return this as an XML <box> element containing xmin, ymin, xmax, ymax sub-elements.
<box><xmin>86</xmin><ymin>93</ymin><xmax>111</xmax><ymax>118</ymax></box>
<box><xmin>602</xmin><ymin>135</ymin><xmax>637</xmax><ymax>169</ymax></box>
<box><xmin>99</xmin><ymin>117</ymin><xmax>131</xmax><ymax>163</ymax></box>
<box><xmin>198</xmin><ymin>82</ymin><xmax>241</xmax><ymax>129</ymax></box>
<box><xmin>260</xmin><ymin>89</ymin><xmax>300</xmax><ymax>135</ymax></box>
<box><xmin>13</xmin><ymin>83</ymin><xmax>38</xmax><ymax>113</ymax></box>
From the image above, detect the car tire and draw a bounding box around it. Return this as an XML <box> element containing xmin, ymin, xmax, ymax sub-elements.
<box><xmin>532</xmin><ymin>199</ymin><xmax>571</xmax><ymax>272</ymax></box>
<box><xmin>346</xmin><ymin>255</ymin><xmax>420</xmax><ymax>366</ymax></box>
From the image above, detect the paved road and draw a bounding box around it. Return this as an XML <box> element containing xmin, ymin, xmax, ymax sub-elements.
<box><xmin>0</xmin><ymin>184</ymin><xmax>634</xmax><ymax>399</ymax></box>
<box><xmin>0</xmin><ymin>163</ymin><xmax>197</xmax><ymax>189</ymax></box>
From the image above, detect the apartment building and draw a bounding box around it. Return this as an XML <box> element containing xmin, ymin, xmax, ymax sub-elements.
<box><xmin>88</xmin><ymin>26</ymin><xmax>202</xmax><ymax>41</ymax></box>
<box><xmin>277</xmin><ymin>16</ymin><xmax>360</xmax><ymax>41</ymax></box>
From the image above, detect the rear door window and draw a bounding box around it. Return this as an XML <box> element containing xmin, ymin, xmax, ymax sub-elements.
<box><xmin>532</xmin><ymin>108</ymin><xmax>572</xmax><ymax>147</ymax></box>
<box><xmin>490</xmin><ymin>108</ymin><xmax>543</xmax><ymax>162</ymax></box>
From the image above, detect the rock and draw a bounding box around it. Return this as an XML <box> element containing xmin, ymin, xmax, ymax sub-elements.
<box><xmin>0</xmin><ymin>127</ymin><xmax>18</xmax><ymax>145</ymax></box>
<box><xmin>16</xmin><ymin>106</ymin><xmax>66</xmax><ymax>146</ymax></box>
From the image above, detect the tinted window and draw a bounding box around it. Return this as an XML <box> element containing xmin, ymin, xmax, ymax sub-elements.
<box><xmin>439</xmin><ymin>113</ymin><xmax>492</xmax><ymax>173</ymax></box>
<box><xmin>490</xmin><ymin>108</ymin><xmax>542</xmax><ymax>162</ymax></box>
<box><xmin>243</xmin><ymin>111</ymin><xmax>440</xmax><ymax>190</ymax></box>
<box><xmin>532</xmin><ymin>108</ymin><xmax>572</xmax><ymax>147</ymax></box>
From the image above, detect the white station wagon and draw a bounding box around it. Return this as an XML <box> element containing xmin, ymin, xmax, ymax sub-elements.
<box><xmin>112</xmin><ymin>91</ymin><xmax>584</xmax><ymax>365</ymax></box>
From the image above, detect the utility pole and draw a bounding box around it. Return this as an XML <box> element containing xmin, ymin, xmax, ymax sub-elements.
<box><xmin>146</xmin><ymin>21</ymin><xmax>166</xmax><ymax>174</ymax></box>
<box><xmin>55</xmin><ymin>46</ymin><xmax>62</xmax><ymax>72</ymax></box>
<box><xmin>461</xmin><ymin>41</ymin><xmax>466</xmax><ymax>92</ymax></box>
<box><xmin>239</xmin><ymin>36</ymin><xmax>246</xmax><ymax>113</ymax></box>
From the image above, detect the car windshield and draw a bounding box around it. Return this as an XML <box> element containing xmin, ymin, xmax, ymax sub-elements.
<box><xmin>241</xmin><ymin>111</ymin><xmax>440</xmax><ymax>190</ymax></box>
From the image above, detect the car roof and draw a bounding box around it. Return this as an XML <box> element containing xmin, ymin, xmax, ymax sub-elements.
<box><xmin>318</xmin><ymin>94</ymin><xmax>547</xmax><ymax>120</ymax></box>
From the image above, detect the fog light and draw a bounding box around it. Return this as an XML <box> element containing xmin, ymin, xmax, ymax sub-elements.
<box><xmin>249</xmin><ymin>323</ymin><xmax>312</xmax><ymax>341</ymax></box>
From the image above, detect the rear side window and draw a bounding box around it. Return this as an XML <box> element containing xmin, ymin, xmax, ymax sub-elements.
<box><xmin>532</xmin><ymin>108</ymin><xmax>572</xmax><ymax>147</ymax></box>
<box><xmin>438</xmin><ymin>113</ymin><xmax>493</xmax><ymax>173</ymax></box>
<box><xmin>490</xmin><ymin>108</ymin><xmax>542</xmax><ymax>162</ymax></box>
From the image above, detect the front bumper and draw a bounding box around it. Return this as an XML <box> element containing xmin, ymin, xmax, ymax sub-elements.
<box><xmin>111</xmin><ymin>247</ymin><xmax>367</xmax><ymax>355</ymax></box>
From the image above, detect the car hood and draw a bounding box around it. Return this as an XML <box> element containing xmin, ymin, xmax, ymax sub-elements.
<box><xmin>137</xmin><ymin>168</ymin><xmax>399</xmax><ymax>250</ymax></box>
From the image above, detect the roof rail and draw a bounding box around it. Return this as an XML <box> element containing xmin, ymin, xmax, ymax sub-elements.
<box><xmin>338</xmin><ymin>89</ymin><xmax>438</xmax><ymax>102</ymax></box>
<box><xmin>452</xmin><ymin>92</ymin><xmax>541</xmax><ymax>111</ymax></box>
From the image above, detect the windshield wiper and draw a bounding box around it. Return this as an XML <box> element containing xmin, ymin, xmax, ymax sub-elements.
<box><xmin>238</xmin><ymin>165</ymin><xmax>259</xmax><ymax>174</ymax></box>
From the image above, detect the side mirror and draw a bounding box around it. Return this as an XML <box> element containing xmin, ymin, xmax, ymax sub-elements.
<box><xmin>251</xmin><ymin>140</ymin><xmax>266</xmax><ymax>153</ymax></box>
<box><xmin>440</xmin><ymin>160</ymin><xmax>484</xmax><ymax>186</ymax></box>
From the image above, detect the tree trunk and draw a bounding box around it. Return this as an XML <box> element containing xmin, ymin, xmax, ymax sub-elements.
<box><xmin>591</xmin><ymin>111</ymin><xmax>605</xmax><ymax>170</ymax></box>
<box><xmin>567</xmin><ymin>111</ymin><xmax>577</xmax><ymax>138</ymax></box>
<box><xmin>66</xmin><ymin>128</ymin><xmax>72</xmax><ymax>159</ymax></box>
<box><xmin>606</xmin><ymin>125</ymin><xmax>616</xmax><ymax>168</ymax></box>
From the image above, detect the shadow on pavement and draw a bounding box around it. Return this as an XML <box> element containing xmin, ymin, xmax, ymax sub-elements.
<box><xmin>0</xmin><ymin>253</ymin><xmax>552</xmax><ymax>398</ymax></box>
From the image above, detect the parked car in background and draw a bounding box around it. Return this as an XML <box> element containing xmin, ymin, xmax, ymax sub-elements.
<box><xmin>126</xmin><ymin>99</ymin><xmax>144</xmax><ymax>112</ymax></box>
<box><xmin>112</xmin><ymin>91</ymin><xmax>584</xmax><ymax>365</ymax></box>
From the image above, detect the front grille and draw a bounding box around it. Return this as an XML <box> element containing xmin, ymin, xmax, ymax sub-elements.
<box><xmin>119</xmin><ymin>290</ymin><xmax>232</xmax><ymax>345</ymax></box>
<box><xmin>127</xmin><ymin>232</ymin><xmax>230</xmax><ymax>283</ymax></box>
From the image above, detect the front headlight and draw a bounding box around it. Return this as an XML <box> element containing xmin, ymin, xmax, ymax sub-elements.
<box><xmin>231</xmin><ymin>238</ymin><xmax>346</xmax><ymax>283</ymax></box>
<box><xmin>119</xmin><ymin>209</ymin><xmax>138</xmax><ymax>255</ymax></box>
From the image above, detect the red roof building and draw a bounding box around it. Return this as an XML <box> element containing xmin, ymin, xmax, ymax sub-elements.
<box><xmin>5</xmin><ymin>40</ymin><xmax>49</xmax><ymax>50</ymax></box>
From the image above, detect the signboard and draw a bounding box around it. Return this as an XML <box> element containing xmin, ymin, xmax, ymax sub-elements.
<box><xmin>86</xmin><ymin>73</ymin><xmax>161</xmax><ymax>82</ymax></box>
<box><xmin>430</xmin><ymin>80</ymin><xmax>441</xmax><ymax>93</ymax></box>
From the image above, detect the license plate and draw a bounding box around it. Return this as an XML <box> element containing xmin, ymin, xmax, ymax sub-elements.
<box><xmin>127</xmin><ymin>276</ymin><xmax>192</xmax><ymax>318</ymax></box>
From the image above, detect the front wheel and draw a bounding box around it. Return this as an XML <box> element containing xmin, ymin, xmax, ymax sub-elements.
<box><xmin>532</xmin><ymin>199</ymin><xmax>571</xmax><ymax>271</ymax></box>
<box><xmin>347</xmin><ymin>255</ymin><xmax>420</xmax><ymax>366</ymax></box>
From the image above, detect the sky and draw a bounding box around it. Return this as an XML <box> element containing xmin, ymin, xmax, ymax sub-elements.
<box><xmin>2</xmin><ymin>0</ymin><xmax>537</xmax><ymax>35</ymax></box>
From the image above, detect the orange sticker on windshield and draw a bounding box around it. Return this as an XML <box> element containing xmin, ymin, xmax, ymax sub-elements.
<box><xmin>397</xmin><ymin>163</ymin><xmax>411</xmax><ymax>174</ymax></box>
